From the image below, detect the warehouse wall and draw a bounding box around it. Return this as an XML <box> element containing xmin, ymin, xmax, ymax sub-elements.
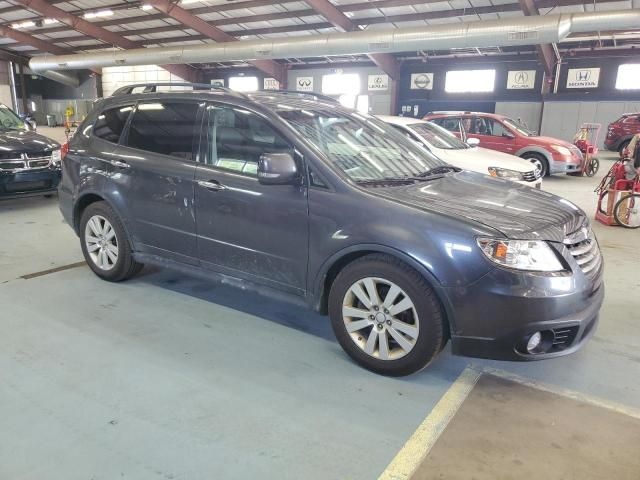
<box><xmin>0</xmin><ymin>62</ymin><xmax>13</xmax><ymax>108</ymax></box>
<box><xmin>287</xmin><ymin>66</ymin><xmax>392</xmax><ymax>115</ymax></box>
<box><xmin>495</xmin><ymin>102</ymin><xmax>543</xmax><ymax>134</ymax></box>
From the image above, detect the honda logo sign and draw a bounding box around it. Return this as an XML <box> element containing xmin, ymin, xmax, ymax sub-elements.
<box><xmin>566</xmin><ymin>68</ymin><xmax>600</xmax><ymax>89</ymax></box>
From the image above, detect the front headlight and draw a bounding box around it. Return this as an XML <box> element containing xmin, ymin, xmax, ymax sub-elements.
<box><xmin>488</xmin><ymin>167</ymin><xmax>524</xmax><ymax>181</ymax></box>
<box><xmin>476</xmin><ymin>238</ymin><xmax>564</xmax><ymax>272</ymax></box>
<box><xmin>551</xmin><ymin>145</ymin><xmax>572</xmax><ymax>156</ymax></box>
<box><xmin>51</xmin><ymin>149</ymin><xmax>62</xmax><ymax>165</ymax></box>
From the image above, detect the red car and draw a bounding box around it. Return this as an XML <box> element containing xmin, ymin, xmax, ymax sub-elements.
<box><xmin>604</xmin><ymin>113</ymin><xmax>640</xmax><ymax>154</ymax></box>
<box><xmin>424</xmin><ymin>112</ymin><xmax>583</xmax><ymax>177</ymax></box>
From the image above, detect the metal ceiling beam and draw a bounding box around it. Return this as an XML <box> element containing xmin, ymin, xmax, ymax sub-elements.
<box><xmin>519</xmin><ymin>0</ymin><xmax>557</xmax><ymax>77</ymax></box>
<box><xmin>8</xmin><ymin>0</ymin><xmax>626</xmax><ymax>38</ymax></box>
<box><xmin>13</xmin><ymin>0</ymin><xmax>199</xmax><ymax>82</ymax></box>
<box><xmin>142</xmin><ymin>0</ymin><xmax>286</xmax><ymax>85</ymax></box>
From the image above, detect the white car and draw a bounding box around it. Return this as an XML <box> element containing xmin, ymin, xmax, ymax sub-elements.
<box><xmin>379</xmin><ymin>115</ymin><xmax>543</xmax><ymax>189</ymax></box>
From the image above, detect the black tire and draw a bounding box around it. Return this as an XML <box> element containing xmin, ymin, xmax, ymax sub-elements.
<box><xmin>618</xmin><ymin>140</ymin><xmax>630</xmax><ymax>155</ymax></box>
<box><xmin>328</xmin><ymin>254</ymin><xmax>445</xmax><ymax>376</ymax></box>
<box><xmin>79</xmin><ymin>201</ymin><xmax>143</xmax><ymax>281</ymax></box>
<box><xmin>522</xmin><ymin>152</ymin><xmax>549</xmax><ymax>177</ymax></box>
<box><xmin>614</xmin><ymin>193</ymin><xmax>640</xmax><ymax>229</ymax></box>
<box><xmin>585</xmin><ymin>157</ymin><xmax>599</xmax><ymax>177</ymax></box>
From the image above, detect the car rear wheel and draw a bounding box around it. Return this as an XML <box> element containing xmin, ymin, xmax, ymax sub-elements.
<box><xmin>80</xmin><ymin>201</ymin><xmax>143</xmax><ymax>281</ymax></box>
<box><xmin>328</xmin><ymin>254</ymin><xmax>445</xmax><ymax>376</ymax></box>
<box><xmin>522</xmin><ymin>153</ymin><xmax>548</xmax><ymax>177</ymax></box>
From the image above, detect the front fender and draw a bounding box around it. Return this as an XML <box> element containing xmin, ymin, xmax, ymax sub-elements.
<box><xmin>514</xmin><ymin>145</ymin><xmax>552</xmax><ymax>163</ymax></box>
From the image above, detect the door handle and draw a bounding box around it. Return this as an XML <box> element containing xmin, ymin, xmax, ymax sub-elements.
<box><xmin>110</xmin><ymin>160</ymin><xmax>130</xmax><ymax>169</ymax></box>
<box><xmin>198</xmin><ymin>179</ymin><xmax>227</xmax><ymax>191</ymax></box>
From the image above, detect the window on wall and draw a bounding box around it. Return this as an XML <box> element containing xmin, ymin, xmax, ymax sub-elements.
<box><xmin>228</xmin><ymin>76</ymin><xmax>259</xmax><ymax>92</ymax></box>
<box><xmin>322</xmin><ymin>73</ymin><xmax>361</xmax><ymax>95</ymax></box>
<box><xmin>615</xmin><ymin>64</ymin><xmax>640</xmax><ymax>90</ymax></box>
<box><xmin>445</xmin><ymin>69</ymin><xmax>496</xmax><ymax>93</ymax></box>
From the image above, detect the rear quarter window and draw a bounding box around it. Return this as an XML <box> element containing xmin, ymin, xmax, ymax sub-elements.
<box><xmin>92</xmin><ymin>105</ymin><xmax>134</xmax><ymax>143</ymax></box>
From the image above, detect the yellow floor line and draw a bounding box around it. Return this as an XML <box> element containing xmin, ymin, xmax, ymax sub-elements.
<box><xmin>378</xmin><ymin>366</ymin><xmax>482</xmax><ymax>480</ymax></box>
<box><xmin>482</xmin><ymin>366</ymin><xmax>640</xmax><ymax>421</ymax></box>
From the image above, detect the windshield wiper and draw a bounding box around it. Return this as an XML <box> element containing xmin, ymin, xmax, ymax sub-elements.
<box><xmin>415</xmin><ymin>165</ymin><xmax>462</xmax><ymax>177</ymax></box>
<box><xmin>354</xmin><ymin>177</ymin><xmax>416</xmax><ymax>186</ymax></box>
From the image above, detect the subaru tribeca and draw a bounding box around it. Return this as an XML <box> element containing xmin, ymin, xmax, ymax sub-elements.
<box><xmin>58</xmin><ymin>83</ymin><xmax>604</xmax><ymax>376</ymax></box>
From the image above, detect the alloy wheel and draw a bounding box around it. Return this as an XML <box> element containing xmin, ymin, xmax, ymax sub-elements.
<box><xmin>342</xmin><ymin>277</ymin><xmax>420</xmax><ymax>360</ymax></box>
<box><xmin>84</xmin><ymin>214</ymin><xmax>119</xmax><ymax>271</ymax></box>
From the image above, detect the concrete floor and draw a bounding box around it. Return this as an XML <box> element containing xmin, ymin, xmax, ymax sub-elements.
<box><xmin>1</xmin><ymin>129</ymin><xmax>639</xmax><ymax>479</ymax></box>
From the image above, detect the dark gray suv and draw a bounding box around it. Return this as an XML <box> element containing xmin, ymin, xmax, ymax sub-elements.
<box><xmin>58</xmin><ymin>83</ymin><xmax>604</xmax><ymax>376</ymax></box>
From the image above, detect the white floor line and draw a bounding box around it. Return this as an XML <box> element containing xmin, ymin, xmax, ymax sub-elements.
<box><xmin>482</xmin><ymin>366</ymin><xmax>640</xmax><ymax>420</ymax></box>
<box><xmin>378</xmin><ymin>366</ymin><xmax>481</xmax><ymax>480</ymax></box>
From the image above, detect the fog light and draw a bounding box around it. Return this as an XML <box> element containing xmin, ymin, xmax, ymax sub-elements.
<box><xmin>526</xmin><ymin>331</ymin><xmax>542</xmax><ymax>353</ymax></box>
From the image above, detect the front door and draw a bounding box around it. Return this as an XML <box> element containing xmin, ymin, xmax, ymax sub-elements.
<box><xmin>194</xmin><ymin>104</ymin><xmax>309</xmax><ymax>293</ymax></box>
<box><xmin>468</xmin><ymin>116</ymin><xmax>518</xmax><ymax>154</ymax></box>
<box><xmin>112</xmin><ymin>99</ymin><xmax>203</xmax><ymax>264</ymax></box>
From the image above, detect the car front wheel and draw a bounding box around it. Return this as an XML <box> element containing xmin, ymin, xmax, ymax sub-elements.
<box><xmin>328</xmin><ymin>254</ymin><xmax>445</xmax><ymax>376</ymax></box>
<box><xmin>522</xmin><ymin>153</ymin><xmax>548</xmax><ymax>177</ymax></box>
<box><xmin>80</xmin><ymin>201</ymin><xmax>143</xmax><ymax>282</ymax></box>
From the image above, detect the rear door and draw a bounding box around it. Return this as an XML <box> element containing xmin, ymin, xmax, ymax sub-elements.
<box><xmin>110</xmin><ymin>99</ymin><xmax>204</xmax><ymax>264</ymax></box>
<box><xmin>194</xmin><ymin>103</ymin><xmax>309</xmax><ymax>293</ymax></box>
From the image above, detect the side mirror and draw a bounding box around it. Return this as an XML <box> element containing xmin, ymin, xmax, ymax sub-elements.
<box><xmin>24</xmin><ymin>121</ymin><xmax>35</xmax><ymax>132</ymax></box>
<box><xmin>257</xmin><ymin>152</ymin><xmax>298</xmax><ymax>185</ymax></box>
<box><xmin>502</xmin><ymin>131</ymin><xmax>515</xmax><ymax>139</ymax></box>
<box><xmin>467</xmin><ymin>138</ymin><xmax>480</xmax><ymax>147</ymax></box>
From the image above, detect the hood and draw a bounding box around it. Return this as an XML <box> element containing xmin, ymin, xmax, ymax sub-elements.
<box><xmin>435</xmin><ymin>146</ymin><xmax>535</xmax><ymax>174</ymax></box>
<box><xmin>0</xmin><ymin>130</ymin><xmax>60</xmax><ymax>155</ymax></box>
<box><xmin>371</xmin><ymin>171</ymin><xmax>584</xmax><ymax>242</ymax></box>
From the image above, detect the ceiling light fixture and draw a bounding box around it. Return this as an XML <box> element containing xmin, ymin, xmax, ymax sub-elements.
<box><xmin>11</xmin><ymin>20</ymin><xmax>36</xmax><ymax>29</ymax></box>
<box><xmin>43</xmin><ymin>18</ymin><xmax>59</xmax><ymax>25</ymax></box>
<box><xmin>84</xmin><ymin>9</ymin><xmax>114</xmax><ymax>19</ymax></box>
<box><xmin>141</xmin><ymin>4</ymin><xmax>153</xmax><ymax>10</ymax></box>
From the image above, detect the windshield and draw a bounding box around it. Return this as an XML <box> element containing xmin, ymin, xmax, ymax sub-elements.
<box><xmin>503</xmin><ymin>118</ymin><xmax>534</xmax><ymax>137</ymax></box>
<box><xmin>0</xmin><ymin>104</ymin><xmax>26</xmax><ymax>131</ymax></box>
<box><xmin>407</xmin><ymin>122</ymin><xmax>468</xmax><ymax>150</ymax></box>
<box><xmin>277</xmin><ymin>109</ymin><xmax>446</xmax><ymax>181</ymax></box>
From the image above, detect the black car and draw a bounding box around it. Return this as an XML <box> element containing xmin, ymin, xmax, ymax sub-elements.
<box><xmin>58</xmin><ymin>83</ymin><xmax>604</xmax><ymax>376</ymax></box>
<box><xmin>0</xmin><ymin>104</ymin><xmax>62</xmax><ymax>199</ymax></box>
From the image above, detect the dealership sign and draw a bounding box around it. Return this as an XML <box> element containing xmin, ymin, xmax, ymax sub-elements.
<box><xmin>263</xmin><ymin>78</ymin><xmax>280</xmax><ymax>90</ymax></box>
<box><xmin>507</xmin><ymin>70</ymin><xmax>536</xmax><ymax>89</ymax></box>
<box><xmin>296</xmin><ymin>76</ymin><xmax>314</xmax><ymax>92</ymax></box>
<box><xmin>410</xmin><ymin>73</ymin><xmax>434</xmax><ymax>90</ymax></box>
<box><xmin>210</xmin><ymin>79</ymin><xmax>225</xmax><ymax>88</ymax></box>
<box><xmin>368</xmin><ymin>74</ymin><xmax>389</xmax><ymax>91</ymax></box>
<box><xmin>566</xmin><ymin>68</ymin><xmax>600</xmax><ymax>88</ymax></box>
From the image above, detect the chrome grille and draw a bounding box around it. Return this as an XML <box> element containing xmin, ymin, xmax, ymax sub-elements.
<box><xmin>522</xmin><ymin>170</ymin><xmax>541</xmax><ymax>182</ymax></box>
<box><xmin>0</xmin><ymin>154</ymin><xmax>51</xmax><ymax>172</ymax></box>
<box><xmin>564</xmin><ymin>227</ymin><xmax>602</xmax><ymax>279</ymax></box>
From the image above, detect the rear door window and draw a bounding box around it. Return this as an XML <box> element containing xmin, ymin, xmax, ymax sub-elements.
<box><xmin>92</xmin><ymin>105</ymin><xmax>133</xmax><ymax>143</ymax></box>
<box><xmin>124</xmin><ymin>101</ymin><xmax>201</xmax><ymax>160</ymax></box>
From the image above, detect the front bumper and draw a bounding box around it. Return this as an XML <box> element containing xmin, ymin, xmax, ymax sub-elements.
<box><xmin>443</xmin><ymin>255</ymin><xmax>604</xmax><ymax>361</ymax></box>
<box><xmin>550</xmin><ymin>155</ymin><xmax>582</xmax><ymax>175</ymax></box>
<box><xmin>0</xmin><ymin>168</ymin><xmax>61</xmax><ymax>199</ymax></box>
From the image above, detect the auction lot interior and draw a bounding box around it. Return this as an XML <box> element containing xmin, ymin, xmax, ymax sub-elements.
<box><xmin>1</xmin><ymin>1</ymin><xmax>640</xmax><ymax>479</ymax></box>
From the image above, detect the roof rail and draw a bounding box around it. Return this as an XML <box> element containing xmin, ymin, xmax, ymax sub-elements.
<box><xmin>111</xmin><ymin>82</ymin><xmax>245</xmax><ymax>97</ymax></box>
<box><xmin>256</xmin><ymin>90</ymin><xmax>340</xmax><ymax>104</ymax></box>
